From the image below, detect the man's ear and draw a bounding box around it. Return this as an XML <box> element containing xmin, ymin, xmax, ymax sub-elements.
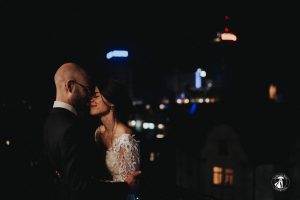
<box><xmin>66</xmin><ymin>80</ymin><xmax>73</xmax><ymax>92</ymax></box>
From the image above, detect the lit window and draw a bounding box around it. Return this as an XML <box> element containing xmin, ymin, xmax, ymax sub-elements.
<box><xmin>224</xmin><ymin>168</ymin><xmax>234</xmax><ymax>185</ymax></box>
<box><xmin>213</xmin><ymin>166</ymin><xmax>223</xmax><ymax>185</ymax></box>
<box><xmin>149</xmin><ymin>152</ymin><xmax>155</xmax><ymax>162</ymax></box>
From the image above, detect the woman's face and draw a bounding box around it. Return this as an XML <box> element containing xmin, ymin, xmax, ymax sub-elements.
<box><xmin>89</xmin><ymin>86</ymin><xmax>112</xmax><ymax>116</ymax></box>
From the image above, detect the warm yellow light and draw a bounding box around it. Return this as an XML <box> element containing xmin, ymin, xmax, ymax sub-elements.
<box><xmin>269</xmin><ymin>84</ymin><xmax>277</xmax><ymax>100</ymax></box>
<box><xmin>183</xmin><ymin>99</ymin><xmax>190</xmax><ymax>104</ymax></box>
<box><xmin>213</xmin><ymin>37</ymin><xmax>221</xmax><ymax>42</ymax></box>
<box><xmin>221</xmin><ymin>33</ymin><xmax>237</xmax><ymax>41</ymax></box>
<box><xmin>149</xmin><ymin>152</ymin><xmax>155</xmax><ymax>161</ymax></box>
<box><xmin>176</xmin><ymin>99</ymin><xmax>183</xmax><ymax>104</ymax></box>
<box><xmin>205</xmin><ymin>98</ymin><xmax>210</xmax><ymax>103</ymax></box>
<box><xmin>156</xmin><ymin>134</ymin><xmax>165</xmax><ymax>139</ymax></box>
<box><xmin>128</xmin><ymin>120</ymin><xmax>136</xmax><ymax>127</ymax></box>
<box><xmin>197</xmin><ymin>98</ymin><xmax>204</xmax><ymax>103</ymax></box>
<box><xmin>157</xmin><ymin>124</ymin><xmax>165</xmax><ymax>129</ymax></box>
<box><xmin>159</xmin><ymin>104</ymin><xmax>165</xmax><ymax>110</ymax></box>
<box><xmin>213</xmin><ymin>166</ymin><xmax>223</xmax><ymax>185</ymax></box>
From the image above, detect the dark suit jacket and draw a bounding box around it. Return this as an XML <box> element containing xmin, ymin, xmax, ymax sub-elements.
<box><xmin>44</xmin><ymin>107</ymin><xmax>128</xmax><ymax>200</ymax></box>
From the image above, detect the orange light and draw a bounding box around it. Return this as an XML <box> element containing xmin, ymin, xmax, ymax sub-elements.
<box><xmin>221</xmin><ymin>33</ymin><xmax>237</xmax><ymax>41</ymax></box>
<box><xmin>213</xmin><ymin>166</ymin><xmax>223</xmax><ymax>185</ymax></box>
<box><xmin>269</xmin><ymin>84</ymin><xmax>278</xmax><ymax>101</ymax></box>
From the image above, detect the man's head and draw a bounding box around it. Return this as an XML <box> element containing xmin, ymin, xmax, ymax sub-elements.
<box><xmin>54</xmin><ymin>62</ymin><xmax>92</xmax><ymax>112</ymax></box>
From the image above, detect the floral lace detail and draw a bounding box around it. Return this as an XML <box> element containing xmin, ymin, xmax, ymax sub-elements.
<box><xmin>106</xmin><ymin>134</ymin><xmax>140</xmax><ymax>182</ymax></box>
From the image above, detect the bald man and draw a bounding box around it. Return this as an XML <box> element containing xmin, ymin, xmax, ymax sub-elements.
<box><xmin>44</xmin><ymin>63</ymin><xmax>140</xmax><ymax>200</ymax></box>
<box><xmin>53</xmin><ymin>62</ymin><xmax>92</xmax><ymax>114</ymax></box>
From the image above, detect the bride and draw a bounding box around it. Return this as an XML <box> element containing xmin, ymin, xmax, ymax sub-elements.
<box><xmin>90</xmin><ymin>78</ymin><xmax>140</xmax><ymax>200</ymax></box>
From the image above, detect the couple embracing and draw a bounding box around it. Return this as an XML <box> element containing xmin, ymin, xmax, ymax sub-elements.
<box><xmin>44</xmin><ymin>62</ymin><xmax>141</xmax><ymax>200</ymax></box>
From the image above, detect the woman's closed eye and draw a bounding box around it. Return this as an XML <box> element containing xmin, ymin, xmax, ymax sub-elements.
<box><xmin>93</xmin><ymin>92</ymin><xmax>101</xmax><ymax>98</ymax></box>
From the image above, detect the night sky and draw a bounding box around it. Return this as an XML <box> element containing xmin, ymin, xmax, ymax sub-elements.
<box><xmin>1</xmin><ymin>3</ymin><xmax>299</xmax><ymax>104</ymax></box>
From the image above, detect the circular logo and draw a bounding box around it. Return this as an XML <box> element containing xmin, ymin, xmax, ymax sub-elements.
<box><xmin>271</xmin><ymin>173</ymin><xmax>290</xmax><ymax>192</ymax></box>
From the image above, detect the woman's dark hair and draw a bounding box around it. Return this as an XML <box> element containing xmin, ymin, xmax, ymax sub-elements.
<box><xmin>95</xmin><ymin>78</ymin><xmax>132</xmax><ymax>123</ymax></box>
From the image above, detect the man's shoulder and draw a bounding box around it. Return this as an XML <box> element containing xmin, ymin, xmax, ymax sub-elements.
<box><xmin>47</xmin><ymin>108</ymin><xmax>77</xmax><ymax>121</ymax></box>
<box><xmin>50</xmin><ymin>107</ymin><xmax>76</xmax><ymax>116</ymax></box>
<box><xmin>45</xmin><ymin>108</ymin><xmax>79</xmax><ymax>132</ymax></box>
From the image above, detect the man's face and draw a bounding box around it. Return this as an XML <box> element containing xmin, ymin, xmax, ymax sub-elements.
<box><xmin>71</xmin><ymin>75</ymin><xmax>92</xmax><ymax>111</ymax></box>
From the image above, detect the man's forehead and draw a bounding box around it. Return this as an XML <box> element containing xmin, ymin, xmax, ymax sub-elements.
<box><xmin>77</xmin><ymin>72</ymin><xmax>90</xmax><ymax>83</ymax></box>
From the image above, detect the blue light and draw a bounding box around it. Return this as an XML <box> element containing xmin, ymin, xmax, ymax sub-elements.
<box><xmin>106</xmin><ymin>50</ymin><xmax>128</xmax><ymax>59</ymax></box>
<box><xmin>164</xmin><ymin>104</ymin><xmax>169</xmax><ymax>109</ymax></box>
<box><xmin>195</xmin><ymin>68</ymin><xmax>202</xmax><ymax>88</ymax></box>
<box><xmin>188</xmin><ymin>103</ymin><xmax>197</xmax><ymax>115</ymax></box>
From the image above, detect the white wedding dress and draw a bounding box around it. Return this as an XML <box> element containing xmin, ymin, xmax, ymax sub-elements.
<box><xmin>106</xmin><ymin>133</ymin><xmax>140</xmax><ymax>200</ymax></box>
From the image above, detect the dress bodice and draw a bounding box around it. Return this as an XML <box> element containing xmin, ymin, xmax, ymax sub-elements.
<box><xmin>106</xmin><ymin>134</ymin><xmax>140</xmax><ymax>182</ymax></box>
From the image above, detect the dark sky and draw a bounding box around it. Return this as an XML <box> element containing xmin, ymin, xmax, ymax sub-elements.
<box><xmin>1</xmin><ymin>2</ymin><xmax>299</xmax><ymax>168</ymax></box>
<box><xmin>1</xmin><ymin>2</ymin><xmax>299</xmax><ymax>103</ymax></box>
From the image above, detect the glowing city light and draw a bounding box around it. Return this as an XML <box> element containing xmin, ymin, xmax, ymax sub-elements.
<box><xmin>200</xmin><ymin>70</ymin><xmax>207</xmax><ymax>77</ymax></box>
<box><xmin>221</xmin><ymin>33</ymin><xmax>237</xmax><ymax>41</ymax></box>
<box><xmin>195</xmin><ymin>68</ymin><xmax>202</xmax><ymax>88</ymax></box>
<box><xmin>156</xmin><ymin>134</ymin><xmax>165</xmax><ymax>139</ymax></box>
<box><xmin>157</xmin><ymin>124</ymin><xmax>165</xmax><ymax>129</ymax></box>
<box><xmin>106</xmin><ymin>50</ymin><xmax>128</xmax><ymax>59</ymax></box>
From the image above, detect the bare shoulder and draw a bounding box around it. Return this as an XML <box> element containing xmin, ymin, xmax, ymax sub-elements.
<box><xmin>115</xmin><ymin>123</ymin><xmax>133</xmax><ymax>139</ymax></box>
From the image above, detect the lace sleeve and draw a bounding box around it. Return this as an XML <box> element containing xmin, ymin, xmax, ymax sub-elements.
<box><xmin>113</xmin><ymin>134</ymin><xmax>140</xmax><ymax>181</ymax></box>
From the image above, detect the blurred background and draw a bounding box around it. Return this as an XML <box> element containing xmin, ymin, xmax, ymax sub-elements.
<box><xmin>1</xmin><ymin>2</ymin><xmax>300</xmax><ymax>200</ymax></box>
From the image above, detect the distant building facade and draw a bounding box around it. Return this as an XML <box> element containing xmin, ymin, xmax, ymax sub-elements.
<box><xmin>176</xmin><ymin>124</ymin><xmax>251</xmax><ymax>200</ymax></box>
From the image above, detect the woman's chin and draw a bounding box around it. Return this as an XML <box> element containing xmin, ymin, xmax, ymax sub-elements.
<box><xmin>89</xmin><ymin>111</ymin><xmax>97</xmax><ymax>116</ymax></box>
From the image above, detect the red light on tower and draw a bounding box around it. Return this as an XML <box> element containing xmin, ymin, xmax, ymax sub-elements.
<box><xmin>224</xmin><ymin>27</ymin><xmax>229</xmax><ymax>32</ymax></box>
<box><xmin>225</xmin><ymin>15</ymin><xmax>229</xmax><ymax>20</ymax></box>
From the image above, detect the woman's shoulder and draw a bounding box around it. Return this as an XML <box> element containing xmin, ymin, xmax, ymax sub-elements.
<box><xmin>115</xmin><ymin>123</ymin><xmax>133</xmax><ymax>136</ymax></box>
<box><xmin>112</xmin><ymin>134</ymin><xmax>139</xmax><ymax>153</ymax></box>
<box><xmin>114</xmin><ymin>129</ymin><xmax>138</xmax><ymax>144</ymax></box>
<box><xmin>114</xmin><ymin>132</ymin><xmax>134</xmax><ymax>142</ymax></box>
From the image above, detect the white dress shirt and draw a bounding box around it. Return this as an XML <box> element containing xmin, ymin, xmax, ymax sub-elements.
<box><xmin>53</xmin><ymin>101</ymin><xmax>78</xmax><ymax>116</ymax></box>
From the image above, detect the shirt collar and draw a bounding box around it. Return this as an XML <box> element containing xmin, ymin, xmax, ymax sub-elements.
<box><xmin>53</xmin><ymin>101</ymin><xmax>78</xmax><ymax>116</ymax></box>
